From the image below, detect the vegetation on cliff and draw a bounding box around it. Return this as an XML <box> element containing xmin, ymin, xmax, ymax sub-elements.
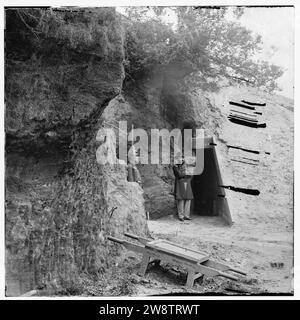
<box><xmin>123</xmin><ymin>7</ymin><xmax>283</xmax><ymax>92</ymax></box>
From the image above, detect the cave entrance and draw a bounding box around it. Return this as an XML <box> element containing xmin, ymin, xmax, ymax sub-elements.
<box><xmin>190</xmin><ymin>137</ymin><xmax>232</xmax><ymax>225</ymax></box>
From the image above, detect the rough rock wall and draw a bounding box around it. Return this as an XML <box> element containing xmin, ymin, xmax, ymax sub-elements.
<box><xmin>101</xmin><ymin>70</ymin><xmax>293</xmax><ymax>232</ymax></box>
<box><xmin>208</xmin><ymin>86</ymin><xmax>293</xmax><ymax>228</ymax></box>
<box><xmin>5</xmin><ymin>8</ymin><xmax>124</xmax><ymax>145</ymax></box>
<box><xmin>101</xmin><ymin>68</ymin><xmax>227</xmax><ymax>219</ymax></box>
<box><xmin>101</xmin><ymin>75</ymin><xmax>177</xmax><ymax>219</ymax></box>
<box><xmin>5</xmin><ymin>152</ymin><xmax>65</xmax><ymax>295</ymax></box>
<box><xmin>103</xmin><ymin>164</ymin><xmax>148</xmax><ymax>237</ymax></box>
<box><xmin>5</xmin><ymin>8</ymin><xmax>148</xmax><ymax>296</ymax></box>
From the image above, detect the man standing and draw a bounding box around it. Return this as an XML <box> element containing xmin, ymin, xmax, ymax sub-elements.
<box><xmin>128</xmin><ymin>144</ymin><xmax>142</xmax><ymax>185</ymax></box>
<box><xmin>173</xmin><ymin>156</ymin><xmax>194</xmax><ymax>221</ymax></box>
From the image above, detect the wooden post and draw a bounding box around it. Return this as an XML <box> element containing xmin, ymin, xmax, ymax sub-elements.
<box><xmin>186</xmin><ymin>270</ymin><xmax>196</xmax><ymax>288</ymax></box>
<box><xmin>139</xmin><ymin>253</ymin><xmax>151</xmax><ymax>276</ymax></box>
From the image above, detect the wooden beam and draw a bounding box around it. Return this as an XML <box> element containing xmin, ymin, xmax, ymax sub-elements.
<box><xmin>228</xmin><ymin>114</ymin><xmax>258</xmax><ymax>123</ymax></box>
<box><xmin>212</xmin><ymin>137</ymin><xmax>233</xmax><ymax>225</ymax></box>
<box><xmin>230</xmin><ymin>159</ymin><xmax>258</xmax><ymax>166</ymax></box>
<box><xmin>146</xmin><ymin>241</ymin><xmax>209</xmax><ymax>264</ymax></box>
<box><xmin>202</xmin><ymin>259</ymin><xmax>246</xmax><ymax>275</ymax></box>
<box><xmin>229</xmin><ymin>101</ymin><xmax>255</xmax><ymax>110</ymax></box>
<box><xmin>186</xmin><ymin>270</ymin><xmax>196</xmax><ymax>288</ymax></box>
<box><xmin>139</xmin><ymin>253</ymin><xmax>151</xmax><ymax>276</ymax></box>
<box><xmin>241</xmin><ymin>100</ymin><xmax>266</xmax><ymax>106</ymax></box>
<box><xmin>124</xmin><ymin>232</ymin><xmax>152</xmax><ymax>245</ymax></box>
<box><xmin>107</xmin><ymin>236</ymin><xmax>145</xmax><ymax>253</ymax></box>
<box><xmin>230</xmin><ymin>109</ymin><xmax>257</xmax><ymax>118</ymax></box>
<box><xmin>196</xmin><ymin>263</ymin><xmax>238</xmax><ymax>281</ymax></box>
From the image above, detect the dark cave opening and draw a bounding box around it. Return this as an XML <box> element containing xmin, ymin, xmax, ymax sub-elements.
<box><xmin>189</xmin><ymin>140</ymin><xmax>232</xmax><ymax>225</ymax></box>
<box><xmin>191</xmin><ymin>148</ymin><xmax>220</xmax><ymax>216</ymax></box>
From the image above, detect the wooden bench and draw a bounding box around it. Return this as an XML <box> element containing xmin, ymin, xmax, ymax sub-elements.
<box><xmin>108</xmin><ymin>233</ymin><xmax>246</xmax><ymax>288</ymax></box>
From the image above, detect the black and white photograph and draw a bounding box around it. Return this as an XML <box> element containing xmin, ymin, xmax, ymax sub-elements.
<box><xmin>2</xmin><ymin>2</ymin><xmax>296</xmax><ymax>299</ymax></box>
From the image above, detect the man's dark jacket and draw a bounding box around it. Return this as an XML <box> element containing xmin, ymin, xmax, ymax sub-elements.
<box><xmin>173</xmin><ymin>164</ymin><xmax>194</xmax><ymax>200</ymax></box>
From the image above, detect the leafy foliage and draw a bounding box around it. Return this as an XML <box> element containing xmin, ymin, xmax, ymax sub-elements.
<box><xmin>5</xmin><ymin>7</ymin><xmax>121</xmax><ymax>63</ymax></box>
<box><xmin>123</xmin><ymin>6</ymin><xmax>283</xmax><ymax>92</ymax></box>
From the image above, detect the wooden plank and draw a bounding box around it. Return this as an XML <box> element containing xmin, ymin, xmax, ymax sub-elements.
<box><xmin>147</xmin><ymin>243</ymin><xmax>208</xmax><ymax>264</ymax></box>
<box><xmin>145</xmin><ymin>248</ymin><xmax>201</xmax><ymax>270</ymax></box>
<box><xmin>146</xmin><ymin>240</ymin><xmax>209</xmax><ymax>264</ymax></box>
<box><xmin>212</xmin><ymin>137</ymin><xmax>224</xmax><ymax>190</ymax></box>
<box><xmin>202</xmin><ymin>259</ymin><xmax>231</xmax><ymax>271</ymax></box>
<box><xmin>229</xmin><ymin>109</ymin><xmax>257</xmax><ymax>118</ymax></box>
<box><xmin>123</xmin><ymin>242</ymin><xmax>146</xmax><ymax>254</ymax></box>
<box><xmin>186</xmin><ymin>270</ymin><xmax>196</xmax><ymax>288</ymax></box>
<box><xmin>230</xmin><ymin>159</ymin><xmax>258</xmax><ymax>166</ymax></box>
<box><xmin>193</xmin><ymin>273</ymin><xmax>203</xmax><ymax>281</ymax></box>
<box><xmin>229</xmin><ymin>101</ymin><xmax>255</xmax><ymax>110</ymax></box>
<box><xmin>227</xmin><ymin>144</ymin><xmax>260</xmax><ymax>154</ymax></box>
<box><xmin>196</xmin><ymin>264</ymin><xmax>238</xmax><ymax>281</ymax></box>
<box><xmin>203</xmin><ymin>259</ymin><xmax>246</xmax><ymax>276</ymax></box>
<box><xmin>124</xmin><ymin>232</ymin><xmax>152</xmax><ymax>245</ymax></box>
<box><xmin>107</xmin><ymin>236</ymin><xmax>145</xmax><ymax>253</ymax></box>
<box><xmin>158</xmin><ymin>240</ymin><xmax>208</xmax><ymax>257</ymax></box>
<box><xmin>220</xmin><ymin>197</ymin><xmax>233</xmax><ymax>225</ymax></box>
<box><xmin>228</xmin><ymin>114</ymin><xmax>258</xmax><ymax>123</ymax></box>
<box><xmin>212</xmin><ymin>137</ymin><xmax>233</xmax><ymax>225</ymax></box>
<box><xmin>144</xmin><ymin>249</ymin><xmax>242</xmax><ymax>283</ymax></box>
<box><xmin>109</xmin><ymin>236</ymin><xmax>245</xmax><ymax>286</ymax></box>
<box><xmin>155</xmin><ymin>242</ymin><xmax>208</xmax><ymax>261</ymax></box>
<box><xmin>242</xmin><ymin>157</ymin><xmax>259</xmax><ymax>162</ymax></box>
<box><xmin>139</xmin><ymin>253</ymin><xmax>151</xmax><ymax>276</ymax></box>
<box><xmin>241</xmin><ymin>100</ymin><xmax>266</xmax><ymax>106</ymax></box>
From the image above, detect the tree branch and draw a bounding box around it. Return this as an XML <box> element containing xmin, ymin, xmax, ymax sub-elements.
<box><xmin>17</xmin><ymin>10</ymin><xmax>40</xmax><ymax>40</ymax></box>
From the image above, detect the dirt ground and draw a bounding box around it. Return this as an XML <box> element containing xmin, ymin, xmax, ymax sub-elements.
<box><xmin>43</xmin><ymin>209</ymin><xmax>292</xmax><ymax>297</ymax></box>
<box><xmin>114</xmin><ymin>212</ymin><xmax>293</xmax><ymax>296</ymax></box>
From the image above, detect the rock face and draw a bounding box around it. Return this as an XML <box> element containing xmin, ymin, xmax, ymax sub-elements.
<box><xmin>100</xmin><ymin>94</ymin><xmax>176</xmax><ymax>219</ymax></box>
<box><xmin>208</xmin><ymin>86</ymin><xmax>293</xmax><ymax>227</ymax></box>
<box><xmin>103</xmin><ymin>164</ymin><xmax>148</xmax><ymax>237</ymax></box>
<box><xmin>100</xmin><ymin>67</ymin><xmax>227</xmax><ymax>219</ymax></box>
<box><xmin>5</xmin><ymin>8</ymin><xmax>124</xmax><ymax>147</ymax></box>
<box><xmin>5</xmin><ymin>8</ymin><xmax>148</xmax><ymax>296</ymax></box>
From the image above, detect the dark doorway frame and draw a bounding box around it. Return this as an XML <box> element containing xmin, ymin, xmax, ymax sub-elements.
<box><xmin>191</xmin><ymin>136</ymin><xmax>232</xmax><ymax>225</ymax></box>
